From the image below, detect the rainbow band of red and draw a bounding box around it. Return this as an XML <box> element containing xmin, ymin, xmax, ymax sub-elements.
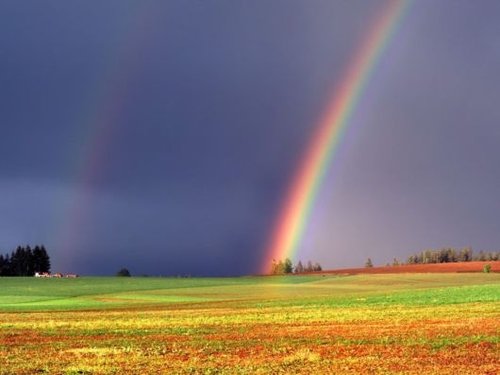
<box><xmin>261</xmin><ymin>0</ymin><xmax>411</xmax><ymax>273</ymax></box>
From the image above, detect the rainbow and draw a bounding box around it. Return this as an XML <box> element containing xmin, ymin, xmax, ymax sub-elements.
<box><xmin>54</xmin><ymin>4</ymin><xmax>154</xmax><ymax>272</ymax></box>
<box><xmin>261</xmin><ymin>0</ymin><xmax>411</xmax><ymax>273</ymax></box>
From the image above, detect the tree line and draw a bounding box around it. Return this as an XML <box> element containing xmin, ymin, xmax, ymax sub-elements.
<box><xmin>365</xmin><ymin>247</ymin><xmax>500</xmax><ymax>268</ymax></box>
<box><xmin>270</xmin><ymin>258</ymin><xmax>322</xmax><ymax>275</ymax></box>
<box><xmin>405</xmin><ymin>247</ymin><xmax>499</xmax><ymax>265</ymax></box>
<box><xmin>0</xmin><ymin>245</ymin><xmax>51</xmax><ymax>276</ymax></box>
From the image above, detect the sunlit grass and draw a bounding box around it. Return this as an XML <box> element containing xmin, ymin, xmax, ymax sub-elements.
<box><xmin>0</xmin><ymin>273</ymin><xmax>498</xmax><ymax>373</ymax></box>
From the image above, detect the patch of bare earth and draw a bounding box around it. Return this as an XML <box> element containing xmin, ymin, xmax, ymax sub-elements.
<box><xmin>319</xmin><ymin>261</ymin><xmax>500</xmax><ymax>275</ymax></box>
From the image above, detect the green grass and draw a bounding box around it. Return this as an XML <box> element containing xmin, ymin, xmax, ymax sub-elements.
<box><xmin>0</xmin><ymin>273</ymin><xmax>498</xmax><ymax>311</ymax></box>
<box><xmin>0</xmin><ymin>273</ymin><xmax>498</xmax><ymax>374</ymax></box>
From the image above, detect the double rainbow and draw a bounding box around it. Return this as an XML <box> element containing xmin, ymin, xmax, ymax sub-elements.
<box><xmin>261</xmin><ymin>0</ymin><xmax>411</xmax><ymax>273</ymax></box>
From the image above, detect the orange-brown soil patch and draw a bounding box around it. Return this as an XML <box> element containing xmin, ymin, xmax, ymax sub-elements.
<box><xmin>319</xmin><ymin>261</ymin><xmax>500</xmax><ymax>275</ymax></box>
<box><xmin>1</xmin><ymin>316</ymin><xmax>497</xmax><ymax>374</ymax></box>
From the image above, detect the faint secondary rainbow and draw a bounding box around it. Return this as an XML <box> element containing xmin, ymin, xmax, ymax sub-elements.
<box><xmin>54</xmin><ymin>4</ymin><xmax>154</xmax><ymax>272</ymax></box>
<box><xmin>261</xmin><ymin>0</ymin><xmax>411</xmax><ymax>273</ymax></box>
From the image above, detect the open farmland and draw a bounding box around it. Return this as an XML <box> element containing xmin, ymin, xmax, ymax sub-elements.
<box><xmin>0</xmin><ymin>272</ymin><xmax>499</xmax><ymax>374</ymax></box>
<box><xmin>318</xmin><ymin>261</ymin><xmax>500</xmax><ymax>275</ymax></box>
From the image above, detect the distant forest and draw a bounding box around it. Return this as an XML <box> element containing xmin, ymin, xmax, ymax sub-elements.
<box><xmin>366</xmin><ymin>247</ymin><xmax>500</xmax><ymax>268</ymax></box>
<box><xmin>271</xmin><ymin>247</ymin><xmax>500</xmax><ymax>275</ymax></box>
<box><xmin>404</xmin><ymin>247</ymin><xmax>499</xmax><ymax>264</ymax></box>
<box><xmin>0</xmin><ymin>245</ymin><xmax>51</xmax><ymax>276</ymax></box>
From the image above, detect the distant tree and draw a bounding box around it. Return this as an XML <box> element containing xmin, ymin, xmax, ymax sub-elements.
<box><xmin>33</xmin><ymin>246</ymin><xmax>44</xmax><ymax>273</ymax></box>
<box><xmin>438</xmin><ymin>248</ymin><xmax>457</xmax><ymax>263</ymax></box>
<box><xmin>270</xmin><ymin>259</ymin><xmax>278</xmax><ymax>274</ymax></box>
<box><xmin>38</xmin><ymin>245</ymin><xmax>51</xmax><ymax>273</ymax></box>
<box><xmin>270</xmin><ymin>259</ymin><xmax>293</xmax><ymax>274</ymax></box>
<box><xmin>458</xmin><ymin>247</ymin><xmax>473</xmax><ymax>262</ymax></box>
<box><xmin>15</xmin><ymin>246</ymin><xmax>34</xmax><ymax>276</ymax></box>
<box><xmin>305</xmin><ymin>261</ymin><xmax>314</xmax><ymax>273</ymax></box>
<box><xmin>0</xmin><ymin>254</ymin><xmax>6</xmax><ymax>276</ymax></box>
<box><xmin>10</xmin><ymin>247</ymin><xmax>22</xmax><ymax>276</ymax></box>
<box><xmin>294</xmin><ymin>260</ymin><xmax>304</xmax><ymax>274</ymax></box>
<box><xmin>487</xmin><ymin>251</ymin><xmax>499</xmax><ymax>261</ymax></box>
<box><xmin>313</xmin><ymin>262</ymin><xmax>322</xmax><ymax>272</ymax></box>
<box><xmin>25</xmin><ymin>245</ymin><xmax>34</xmax><ymax>276</ymax></box>
<box><xmin>392</xmin><ymin>258</ymin><xmax>400</xmax><ymax>266</ymax></box>
<box><xmin>472</xmin><ymin>250</ymin><xmax>500</xmax><ymax>261</ymax></box>
<box><xmin>448</xmin><ymin>248</ymin><xmax>457</xmax><ymax>262</ymax></box>
<box><xmin>422</xmin><ymin>250</ymin><xmax>432</xmax><ymax>264</ymax></box>
<box><xmin>365</xmin><ymin>258</ymin><xmax>373</xmax><ymax>268</ymax></box>
<box><xmin>0</xmin><ymin>254</ymin><xmax>11</xmax><ymax>276</ymax></box>
<box><xmin>116</xmin><ymin>268</ymin><xmax>131</xmax><ymax>277</ymax></box>
<box><xmin>271</xmin><ymin>259</ymin><xmax>284</xmax><ymax>275</ymax></box>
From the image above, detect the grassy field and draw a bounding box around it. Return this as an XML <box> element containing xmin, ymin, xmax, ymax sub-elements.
<box><xmin>0</xmin><ymin>273</ymin><xmax>498</xmax><ymax>374</ymax></box>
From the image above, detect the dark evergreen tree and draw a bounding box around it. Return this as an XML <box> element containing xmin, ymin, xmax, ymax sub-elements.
<box><xmin>25</xmin><ymin>245</ymin><xmax>34</xmax><ymax>276</ymax></box>
<box><xmin>0</xmin><ymin>245</ymin><xmax>51</xmax><ymax>276</ymax></box>
<box><xmin>10</xmin><ymin>247</ymin><xmax>22</xmax><ymax>276</ymax></box>
<box><xmin>283</xmin><ymin>258</ymin><xmax>293</xmax><ymax>274</ymax></box>
<box><xmin>32</xmin><ymin>246</ymin><xmax>42</xmax><ymax>273</ymax></box>
<box><xmin>2</xmin><ymin>254</ymin><xmax>11</xmax><ymax>276</ymax></box>
<box><xmin>38</xmin><ymin>245</ymin><xmax>51</xmax><ymax>273</ymax></box>
<box><xmin>0</xmin><ymin>254</ymin><xmax>6</xmax><ymax>276</ymax></box>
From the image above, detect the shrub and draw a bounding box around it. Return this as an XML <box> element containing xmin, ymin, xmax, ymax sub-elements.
<box><xmin>483</xmin><ymin>264</ymin><xmax>491</xmax><ymax>273</ymax></box>
<box><xmin>116</xmin><ymin>268</ymin><xmax>131</xmax><ymax>277</ymax></box>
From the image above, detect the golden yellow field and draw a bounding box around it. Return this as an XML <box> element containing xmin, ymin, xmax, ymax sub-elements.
<box><xmin>0</xmin><ymin>273</ymin><xmax>498</xmax><ymax>374</ymax></box>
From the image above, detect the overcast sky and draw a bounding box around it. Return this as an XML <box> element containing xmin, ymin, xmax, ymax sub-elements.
<box><xmin>1</xmin><ymin>0</ymin><xmax>500</xmax><ymax>276</ymax></box>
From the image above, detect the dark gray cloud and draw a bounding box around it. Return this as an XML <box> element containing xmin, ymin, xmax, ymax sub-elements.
<box><xmin>1</xmin><ymin>1</ymin><xmax>500</xmax><ymax>274</ymax></box>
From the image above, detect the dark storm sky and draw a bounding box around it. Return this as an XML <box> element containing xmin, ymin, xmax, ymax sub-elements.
<box><xmin>1</xmin><ymin>1</ymin><xmax>500</xmax><ymax>276</ymax></box>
